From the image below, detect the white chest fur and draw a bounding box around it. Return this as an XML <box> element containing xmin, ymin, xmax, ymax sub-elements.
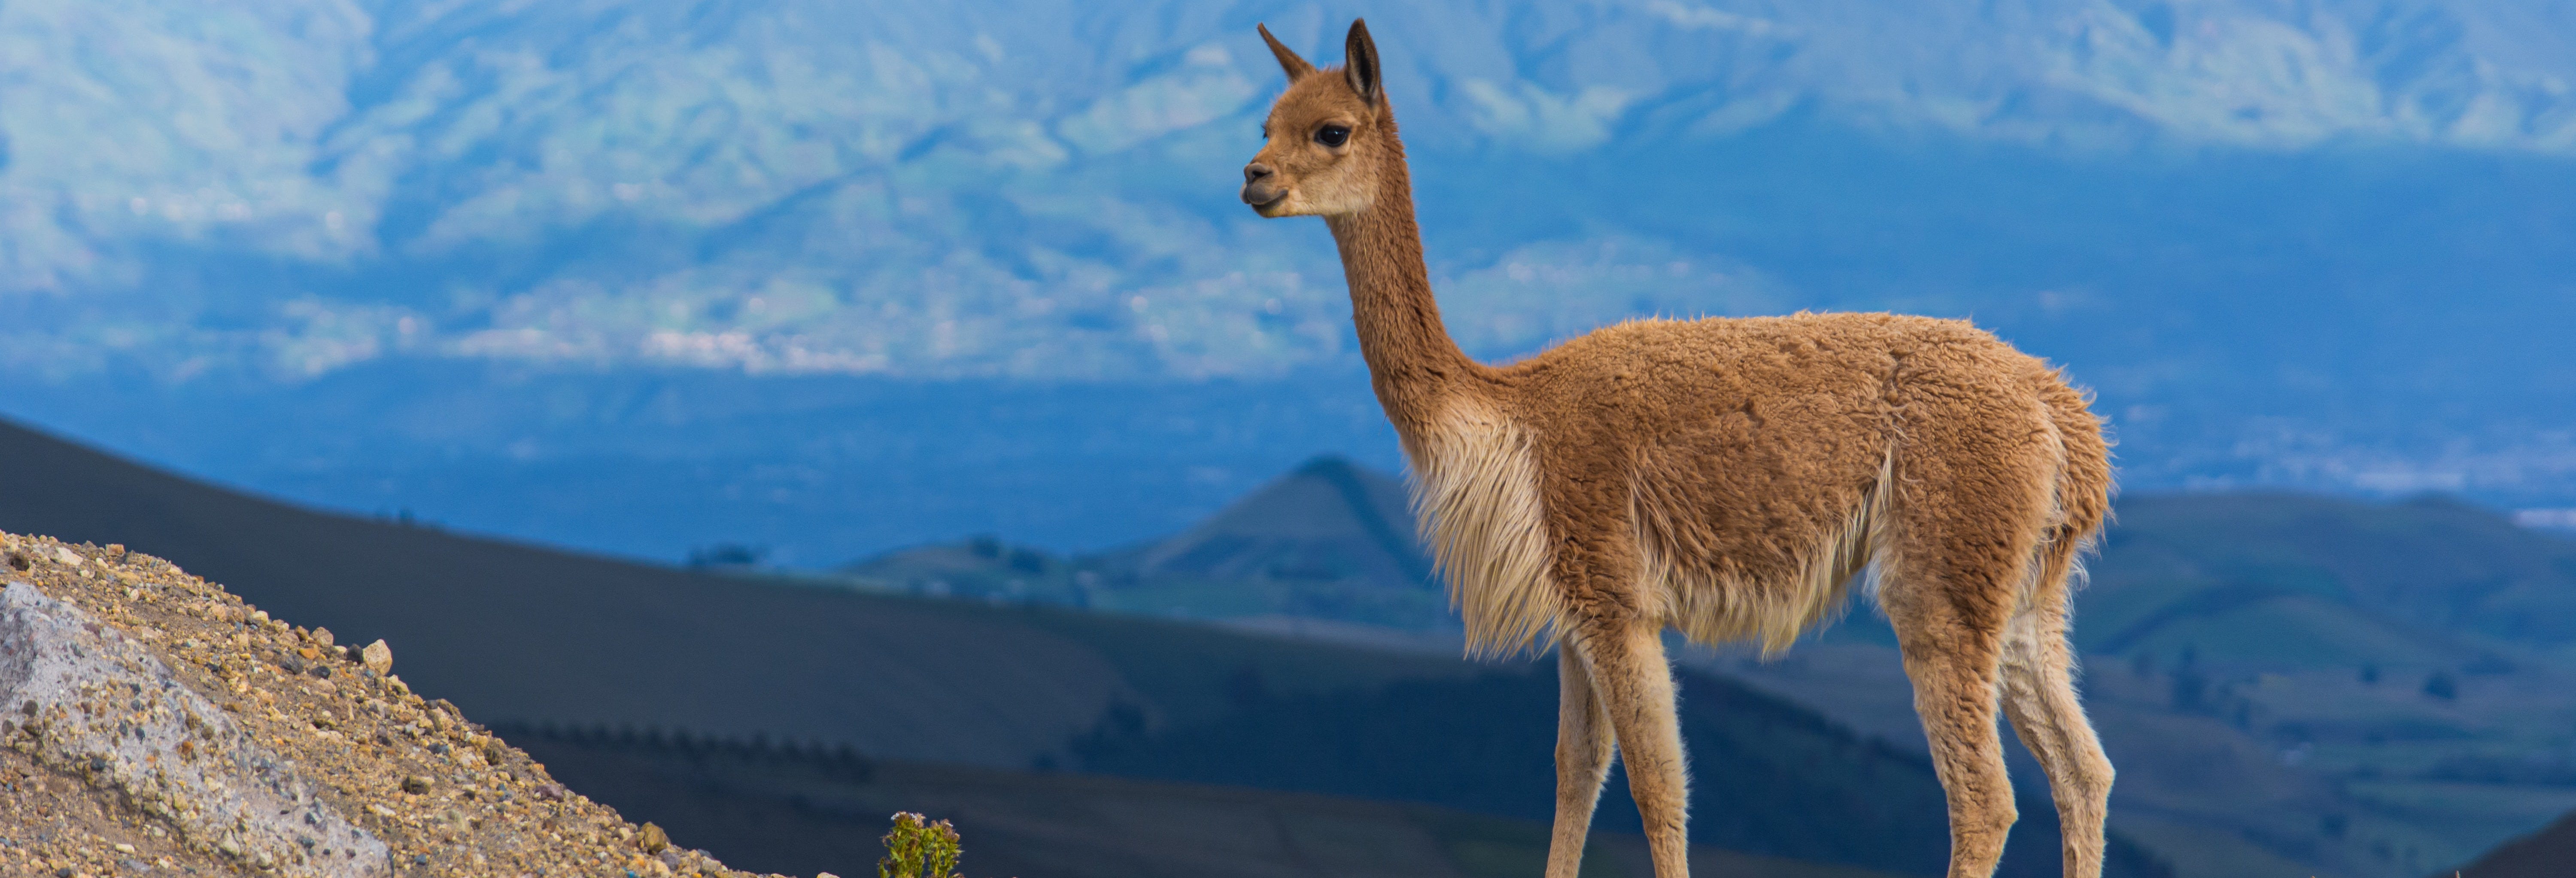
<box><xmin>1407</xmin><ymin>400</ymin><xmax>1561</xmax><ymax>656</ymax></box>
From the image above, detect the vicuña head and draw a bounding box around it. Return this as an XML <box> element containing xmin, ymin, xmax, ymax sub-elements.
<box><xmin>1233</xmin><ymin>20</ymin><xmax>2119</xmax><ymax>878</ymax></box>
<box><xmin>1241</xmin><ymin>21</ymin><xmax>1392</xmax><ymax>218</ymax></box>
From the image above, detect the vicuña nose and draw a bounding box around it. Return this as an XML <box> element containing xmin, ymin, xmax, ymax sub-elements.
<box><xmin>1244</xmin><ymin>163</ymin><xmax>1275</xmax><ymax>184</ymax></box>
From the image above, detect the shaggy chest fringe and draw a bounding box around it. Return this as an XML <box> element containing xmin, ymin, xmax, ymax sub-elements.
<box><xmin>1407</xmin><ymin>402</ymin><xmax>1561</xmax><ymax>656</ymax></box>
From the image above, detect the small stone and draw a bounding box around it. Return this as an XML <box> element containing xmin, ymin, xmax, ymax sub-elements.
<box><xmin>311</xmin><ymin>627</ymin><xmax>334</xmax><ymax>648</ymax></box>
<box><xmin>401</xmin><ymin>775</ymin><xmax>431</xmax><ymax>794</ymax></box>
<box><xmin>249</xmin><ymin>610</ymin><xmax>269</xmax><ymax>623</ymax></box>
<box><xmin>113</xmin><ymin>844</ymin><xmax>136</xmax><ymax>854</ymax></box>
<box><xmin>53</xmin><ymin>546</ymin><xmax>83</xmax><ymax>566</ymax></box>
<box><xmin>638</xmin><ymin>822</ymin><xmax>669</xmax><ymax>853</ymax></box>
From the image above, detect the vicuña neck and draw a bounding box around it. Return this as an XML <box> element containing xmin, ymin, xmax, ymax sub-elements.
<box><xmin>1323</xmin><ymin>133</ymin><xmax>1481</xmax><ymax>434</ymax></box>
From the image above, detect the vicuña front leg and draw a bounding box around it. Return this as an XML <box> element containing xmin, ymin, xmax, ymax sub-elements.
<box><xmin>1546</xmin><ymin>644</ymin><xmax>1616</xmax><ymax>878</ymax></box>
<box><xmin>1577</xmin><ymin>619</ymin><xmax>1691</xmax><ymax>878</ymax></box>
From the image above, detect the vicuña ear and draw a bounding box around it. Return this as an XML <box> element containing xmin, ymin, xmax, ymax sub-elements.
<box><xmin>1344</xmin><ymin>18</ymin><xmax>1381</xmax><ymax>106</ymax></box>
<box><xmin>1258</xmin><ymin>24</ymin><xmax>1316</xmax><ymax>81</ymax></box>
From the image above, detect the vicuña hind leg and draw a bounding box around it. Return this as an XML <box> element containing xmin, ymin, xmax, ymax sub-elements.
<box><xmin>1886</xmin><ymin>574</ymin><xmax>2020</xmax><ymax>875</ymax></box>
<box><xmin>1573</xmin><ymin>618</ymin><xmax>1690</xmax><ymax>878</ymax></box>
<box><xmin>2002</xmin><ymin>603</ymin><xmax>2115</xmax><ymax>878</ymax></box>
<box><xmin>1545</xmin><ymin>642</ymin><xmax>1615</xmax><ymax>878</ymax></box>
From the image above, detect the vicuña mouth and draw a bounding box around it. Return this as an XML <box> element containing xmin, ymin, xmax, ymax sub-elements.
<box><xmin>1241</xmin><ymin>186</ymin><xmax>1286</xmax><ymax>209</ymax></box>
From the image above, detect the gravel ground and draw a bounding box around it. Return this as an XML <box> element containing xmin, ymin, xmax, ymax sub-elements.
<box><xmin>0</xmin><ymin>531</ymin><xmax>801</xmax><ymax>878</ymax></box>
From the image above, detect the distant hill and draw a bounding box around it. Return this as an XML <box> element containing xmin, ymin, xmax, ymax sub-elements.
<box><xmin>0</xmin><ymin>415</ymin><xmax>2090</xmax><ymax>875</ymax></box>
<box><xmin>2082</xmin><ymin>493</ymin><xmax>2576</xmax><ymax>669</ymax></box>
<box><xmin>1110</xmin><ymin>456</ymin><xmax>1427</xmax><ymax>590</ymax></box>
<box><xmin>847</xmin><ymin>455</ymin><xmax>1448</xmax><ymax>627</ymax></box>
<box><xmin>2453</xmin><ymin>804</ymin><xmax>2576</xmax><ymax>878</ymax></box>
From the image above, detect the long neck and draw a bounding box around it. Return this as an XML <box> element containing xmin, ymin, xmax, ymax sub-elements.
<box><xmin>1323</xmin><ymin>133</ymin><xmax>1480</xmax><ymax>434</ymax></box>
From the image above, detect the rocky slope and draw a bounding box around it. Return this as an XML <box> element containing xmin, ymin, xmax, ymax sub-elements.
<box><xmin>0</xmin><ymin>531</ymin><xmax>773</xmax><ymax>878</ymax></box>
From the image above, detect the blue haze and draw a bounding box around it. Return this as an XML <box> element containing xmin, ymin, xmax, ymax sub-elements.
<box><xmin>3</xmin><ymin>0</ymin><xmax>2573</xmax><ymax>562</ymax></box>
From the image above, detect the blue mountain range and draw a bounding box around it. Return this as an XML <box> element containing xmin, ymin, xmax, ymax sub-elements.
<box><xmin>3</xmin><ymin>0</ymin><xmax>2573</xmax><ymax>560</ymax></box>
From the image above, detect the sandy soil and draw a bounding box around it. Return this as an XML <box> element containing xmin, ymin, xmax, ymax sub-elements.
<box><xmin>1</xmin><ymin>531</ymin><xmax>805</xmax><ymax>878</ymax></box>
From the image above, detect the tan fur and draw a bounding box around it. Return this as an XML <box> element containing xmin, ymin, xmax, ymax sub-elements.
<box><xmin>1242</xmin><ymin>20</ymin><xmax>2117</xmax><ymax>878</ymax></box>
<box><xmin>1643</xmin><ymin>447</ymin><xmax>1894</xmax><ymax>655</ymax></box>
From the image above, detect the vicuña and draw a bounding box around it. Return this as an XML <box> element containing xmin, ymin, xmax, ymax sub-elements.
<box><xmin>1240</xmin><ymin>20</ymin><xmax>2115</xmax><ymax>878</ymax></box>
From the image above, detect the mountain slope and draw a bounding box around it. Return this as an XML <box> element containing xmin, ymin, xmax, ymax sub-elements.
<box><xmin>2453</xmin><ymin>804</ymin><xmax>2576</xmax><ymax>878</ymax></box>
<box><xmin>2083</xmin><ymin>493</ymin><xmax>2576</xmax><ymax>662</ymax></box>
<box><xmin>1116</xmin><ymin>455</ymin><xmax>1426</xmax><ymax>587</ymax></box>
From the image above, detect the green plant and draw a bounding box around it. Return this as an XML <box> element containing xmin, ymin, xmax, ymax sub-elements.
<box><xmin>878</xmin><ymin>812</ymin><xmax>962</xmax><ymax>878</ymax></box>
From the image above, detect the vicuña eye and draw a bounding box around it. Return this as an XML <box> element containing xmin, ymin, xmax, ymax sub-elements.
<box><xmin>1315</xmin><ymin>125</ymin><xmax>1351</xmax><ymax>147</ymax></box>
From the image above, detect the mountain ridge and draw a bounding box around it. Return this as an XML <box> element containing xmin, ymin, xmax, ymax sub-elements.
<box><xmin>7</xmin><ymin>0</ymin><xmax>2575</xmax><ymax>381</ymax></box>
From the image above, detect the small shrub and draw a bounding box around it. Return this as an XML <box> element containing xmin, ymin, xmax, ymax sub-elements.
<box><xmin>879</xmin><ymin>812</ymin><xmax>962</xmax><ymax>878</ymax></box>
